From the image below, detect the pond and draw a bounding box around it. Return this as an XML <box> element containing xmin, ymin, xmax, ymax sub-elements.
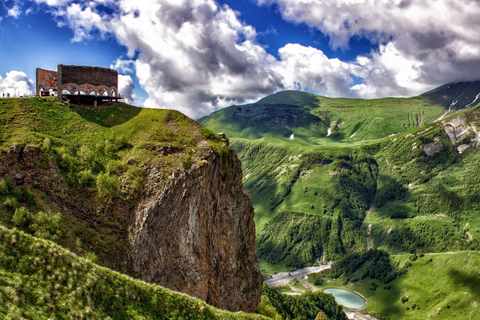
<box><xmin>323</xmin><ymin>288</ymin><xmax>366</xmax><ymax>309</ymax></box>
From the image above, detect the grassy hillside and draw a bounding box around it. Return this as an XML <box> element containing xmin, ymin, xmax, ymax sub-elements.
<box><xmin>0</xmin><ymin>97</ymin><xmax>227</xmax><ymax>272</ymax></box>
<box><xmin>275</xmin><ymin>251</ymin><xmax>480</xmax><ymax>319</ymax></box>
<box><xmin>200</xmin><ymin>82</ymin><xmax>480</xmax><ymax>146</ymax></box>
<box><xmin>200</xmin><ymin>84</ymin><xmax>480</xmax><ymax>273</ymax></box>
<box><xmin>0</xmin><ymin>224</ymin><xmax>268</xmax><ymax>319</ymax></box>
<box><xmin>421</xmin><ymin>80</ymin><xmax>480</xmax><ymax>110</ymax></box>
<box><xmin>200</xmin><ymin>90</ymin><xmax>451</xmax><ymax>145</ymax></box>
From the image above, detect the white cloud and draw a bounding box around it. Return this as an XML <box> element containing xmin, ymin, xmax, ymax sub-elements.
<box><xmin>108</xmin><ymin>0</ymin><xmax>286</xmax><ymax>117</ymax></box>
<box><xmin>57</xmin><ymin>3</ymin><xmax>110</xmax><ymax>42</ymax></box>
<box><xmin>111</xmin><ymin>59</ymin><xmax>136</xmax><ymax>74</ymax></box>
<box><xmin>8</xmin><ymin>5</ymin><xmax>21</xmax><ymax>18</ymax></box>
<box><xmin>0</xmin><ymin>71</ymin><xmax>35</xmax><ymax>97</ymax></box>
<box><xmin>258</xmin><ymin>0</ymin><xmax>480</xmax><ymax>95</ymax></box>
<box><xmin>118</xmin><ymin>74</ymin><xmax>138</xmax><ymax>104</ymax></box>
<box><xmin>33</xmin><ymin>0</ymin><xmax>73</xmax><ymax>6</ymax></box>
<box><xmin>273</xmin><ymin>43</ymin><xmax>354</xmax><ymax>97</ymax></box>
<box><xmin>32</xmin><ymin>0</ymin><xmax>480</xmax><ymax>118</ymax></box>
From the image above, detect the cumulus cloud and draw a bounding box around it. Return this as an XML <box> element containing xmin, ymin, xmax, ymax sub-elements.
<box><xmin>32</xmin><ymin>0</ymin><xmax>480</xmax><ymax>117</ymax></box>
<box><xmin>55</xmin><ymin>3</ymin><xmax>110</xmax><ymax>42</ymax></box>
<box><xmin>110</xmin><ymin>0</ymin><xmax>287</xmax><ymax>117</ymax></box>
<box><xmin>258</xmin><ymin>0</ymin><xmax>480</xmax><ymax>96</ymax></box>
<box><xmin>7</xmin><ymin>5</ymin><xmax>21</xmax><ymax>18</ymax></box>
<box><xmin>118</xmin><ymin>74</ymin><xmax>138</xmax><ymax>104</ymax></box>
<box><xmin>0</xmin><ymin>71</ymin><xmax>35</xmax><ymax>97</ymax></box>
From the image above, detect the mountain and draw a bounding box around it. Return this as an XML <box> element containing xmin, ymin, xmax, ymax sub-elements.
<box><xmin>199</xmin><ymin>81</ymin><xmax>480</xmax><ymax>318</ymax></box>
<box><xmin>0</xmin><ymin>97</ymin><xmax>262</xmax><ymax>313</ymax></box>
<box><xmin>200</xmin><ymin>82</ymin><xmax>480</xmax><ymax>145</ymax></box>
<box><xmin>421</xmin><ymin>80</ymin><xmax>480</xmax><ymax>110</ymax></box>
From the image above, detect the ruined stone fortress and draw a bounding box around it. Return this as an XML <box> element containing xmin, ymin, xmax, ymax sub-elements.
<box><xmin>36</xmin><ymin>65</ymin><xmax>122</xmax><ymax>106</ymax></box>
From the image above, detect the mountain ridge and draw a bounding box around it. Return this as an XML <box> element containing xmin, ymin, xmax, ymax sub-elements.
<box><xmin>200</xmin><ymin>81</ymin><xmax>480</xmax><ymax>145</ymax></box>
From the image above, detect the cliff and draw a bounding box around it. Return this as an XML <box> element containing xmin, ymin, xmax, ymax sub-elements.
<box><xmin>0</xmin><ymin>98</ymin><xmax>262</xmax><ymax>313</ymax></box>
<box><xmin>133</xmin><ymin>148</ymin><xmax>262</xmax><ymax>312</ymax></box>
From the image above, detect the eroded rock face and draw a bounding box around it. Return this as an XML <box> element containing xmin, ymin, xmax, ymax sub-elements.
<box><xmin>132</xmin><ymin>149</ymin><xmax>263</xmax><ymax>313</ymax></box>
<box><xmin>0</xmin><ymin>143</ymin><xmax>262</xmax><ymax>313</ymax></box>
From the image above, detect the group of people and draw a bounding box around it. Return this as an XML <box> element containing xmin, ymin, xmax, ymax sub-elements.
<box><xmin>2</xmin><ymin>93</ymin><xmax>11</xmax><ymax>98</ymax></box>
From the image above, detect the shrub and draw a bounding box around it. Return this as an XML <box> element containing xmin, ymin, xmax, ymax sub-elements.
<box><xmin>96</xmin><ymin>172</ymin><xmax>120</xmax><ymax>199</ymax></box>
<box><xmin>42</xmin><ymin>137</ymin><xmax>52</xmax><ymax>150</ymax></box>
<box><xmin>12</xmin><ymin>207</ymin><xmax>33</xmax><ymax>229</ymax></box>
<box><xmin>13</xmin><ymin>186</ymin><xmax>35</xmax><ymax>205</ymax></box>
<box><xmin>78</xmin><ymin>145</ymin><xmax>95</xmax><ymax>166</ymax></box>
<box><xmin>85</xmin><ymin>252</ymin><xmax>99</xmax><ymax>264</ymax></box>
<box><xmin>31</xmin><ymin>211</ymin><xmax>63</xmax><ymax>242</ymax></box>
<box><xmin>182</xmin><ymin>149</ymin><xmax>193</xmax><ymax>169</ymax></box>
<box><xmin>106</xmin><ymin>160</ymin><xmax>126</xmax><ymax>174</ymax></box>
<box><xmin>77</xmin><ymin>169</ymin><xmax>96</xmax><ymax>187</ymax></box>
<box><xmin>3</xmin><ymin>196</ymin><xmax>19</xmax><ymax>211</ymax></box>
<box><xmin>0</xmin><ymin>174</ymin><xmax>11</xmax><ymax>195</ymax></box>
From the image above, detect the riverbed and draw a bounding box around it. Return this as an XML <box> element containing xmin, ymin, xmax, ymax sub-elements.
<box><xmin>264</xmin><ymin>263</ymin><xmax>332</xmax><ymax>287</ymax></box>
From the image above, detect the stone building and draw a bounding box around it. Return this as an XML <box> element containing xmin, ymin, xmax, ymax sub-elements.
<box><xmin>36</xmin><ymin>65</ymin><xmax>122</xmax><ymax>106</ymax></box>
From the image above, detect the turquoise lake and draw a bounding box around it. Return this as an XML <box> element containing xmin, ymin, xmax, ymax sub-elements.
<box><xmin>323</xmin><ymin>288</ymin><xmax>366</xmax><ymax>309</ymax></box>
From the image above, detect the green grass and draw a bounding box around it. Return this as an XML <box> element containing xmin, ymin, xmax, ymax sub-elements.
<box><xmin>0</xmin><ymin>97</ymin><xmax>232</xmax><ymax>280</ymax></box>
<box><xmin>300</xmin><ymin>251</ymin><xmax>480</xmax><ymax>319</ymax></box>
<box><xmin>353</xmin><ymin>251</ymin><xmax>480</xmax><ymax>319</ymax></box>
<box><xmin>199</xmin><ymin>90</ymin><xmax>449</xmax><ymax>146</ymax></box>
<box><xmin>0</xmin><ymin>224</ymin><xmax>268</xmax><ymax>319</ymax></box>
<box><xmin>200</xmin><ymin>85</ymin><xmax>480</xmax><ymax>319</ymax></box>
<box><xmin>202</xmin><ymin>98</ymin><xmax>480</xmax><ymax>274</ymax></box>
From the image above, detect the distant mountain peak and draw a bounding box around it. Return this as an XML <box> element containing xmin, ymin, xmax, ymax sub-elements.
<box><xmin>421</xmin><ymin>80</ymin><xmax>480</xmax><ymax>110</ymax></box>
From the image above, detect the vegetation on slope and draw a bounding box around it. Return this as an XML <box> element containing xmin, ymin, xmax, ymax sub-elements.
<box><xmin>0</xmin><ymin>97</ymin><xmax>227</xmax><ymax>271</ymax></box>
<box><xmin>261</xmin><ymin>284</ymin><xmax>347</xmax><ymax>320</ymax></box>
<box><xmin>0</xmin><ymin>224</ymin><xmax>268</xmax><ymax>319</ymax></box>
<box><xmin>306</xmin><ymin>251</ymin><xmax>480</xmax><ymax>319</ymax></box>
<box><xmin>200</xmin><ymin>90</ymin><xmax>451</xmax><ymax>145</ymax></box>
<box><xmin>200</xmin><ymin>83</ymin><xmax>480</xmax><ymax>319</ymax></box>
<box><xmin>202</xmin><ymin>91</ymin><xmax>480</xmax><ymax>276</ymax></box>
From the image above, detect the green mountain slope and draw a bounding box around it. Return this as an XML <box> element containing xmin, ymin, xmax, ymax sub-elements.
<box><xmin>0</xmin><ymin>224</ymin><xmax>267</xmax><ymax>319</ymax></box>
<box><xmin>200</xmin><ymin>83</ymin><xmax>480</xmax><ymax>272</ymax></box>
<box><xmin>421</xmin><ymin>80</ymin><xmax>480</xmax><ymax>110</ymax></box>
<box><xmin>200</xmin><ymin>83</ymin><xmax>480</xmax><ymax>145</ymax></box>
<box><xmin>301</xmin><ymin>251</ymin><xmax>480</xmax><ymax>319</ymax></box>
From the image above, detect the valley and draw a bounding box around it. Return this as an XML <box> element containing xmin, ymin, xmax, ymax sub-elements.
<box><xmin>200</xmin><ymin>81</ymin><xmax>480</xmax><ymax>319</ymax></box>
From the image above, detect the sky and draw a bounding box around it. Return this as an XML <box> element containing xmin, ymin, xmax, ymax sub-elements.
<box><xmin>1</xmin><ymin>0</ymin><xmax>480</xmax><ymax>119</ymax></box>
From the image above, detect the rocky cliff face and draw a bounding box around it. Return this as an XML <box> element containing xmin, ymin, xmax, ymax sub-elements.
<box><xmin>0</xmin><ymin>141</ymin><xmax>262</xmax><ymax>313</ymax></box>
<box><xmin>132</xmin><ymin>148</ymin><xmax>262</xmax><ymax>312</ymax></box>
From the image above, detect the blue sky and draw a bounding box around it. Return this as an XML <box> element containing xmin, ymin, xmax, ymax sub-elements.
<box><xmin>1</xmin><ymin>0</ymin><xmax>480</xmax><ymax>118</ymax></box>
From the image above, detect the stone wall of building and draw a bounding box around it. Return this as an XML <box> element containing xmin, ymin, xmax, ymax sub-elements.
<box><xmin>59</xmin><ymin>65</ymin><xmax>118</xmax><ymax>87</ymax></box>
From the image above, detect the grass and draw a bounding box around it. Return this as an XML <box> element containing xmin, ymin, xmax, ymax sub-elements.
<box><xmin>293</xmin><ymin>251</ymin><xmax>480</xmax><ymax>319</ymax></box>
<box><xmin>0</xmin><ymin>97</ymin><xmax>235</xmax><ymax>286</ymax></box>
<box><xmin>204</xmin><ymin>100</ymin><xmax>480</xmax><ymax>274</ymax></box>
<box><xmin>199</xmin><ymin>90</ymin><xmax>448</xmax><ymax>146</ymax></box>
<box><xmin>199</xmin><ymin>85</ymin><xmax>480</xmax><ymax>319</ymax></box>
<box><xmin>0</xmin><ymin>224</ymin><xmax>268</xmax><ymax>319</ymax></box>
<box><xmin>349</xmin><ymin>251</ymin><xmax>480</xmax><ymax>319</ymax></box>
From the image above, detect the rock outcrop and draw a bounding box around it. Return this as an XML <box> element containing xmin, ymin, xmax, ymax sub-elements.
<box><xmin>0</xmin><ymin>142</ymin><xmax>263</xmax><ymax>313</ymax></box>
<box><xmin>132</xmin><ymin>148</ymin><xmax>263</xmax><ymax>312</ymax></box>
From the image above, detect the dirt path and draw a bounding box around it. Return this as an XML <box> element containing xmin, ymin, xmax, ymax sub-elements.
<box><xmin>264</xmin><ymin>263</ymin><xmax>332</xmax><ymax>287</ymax></box>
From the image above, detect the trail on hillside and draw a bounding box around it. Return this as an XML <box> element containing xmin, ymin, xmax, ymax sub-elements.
<box><xmin>264</xmin><ymin>263</ymin><xmax>332</xmax><ymax>287</ymax></box>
